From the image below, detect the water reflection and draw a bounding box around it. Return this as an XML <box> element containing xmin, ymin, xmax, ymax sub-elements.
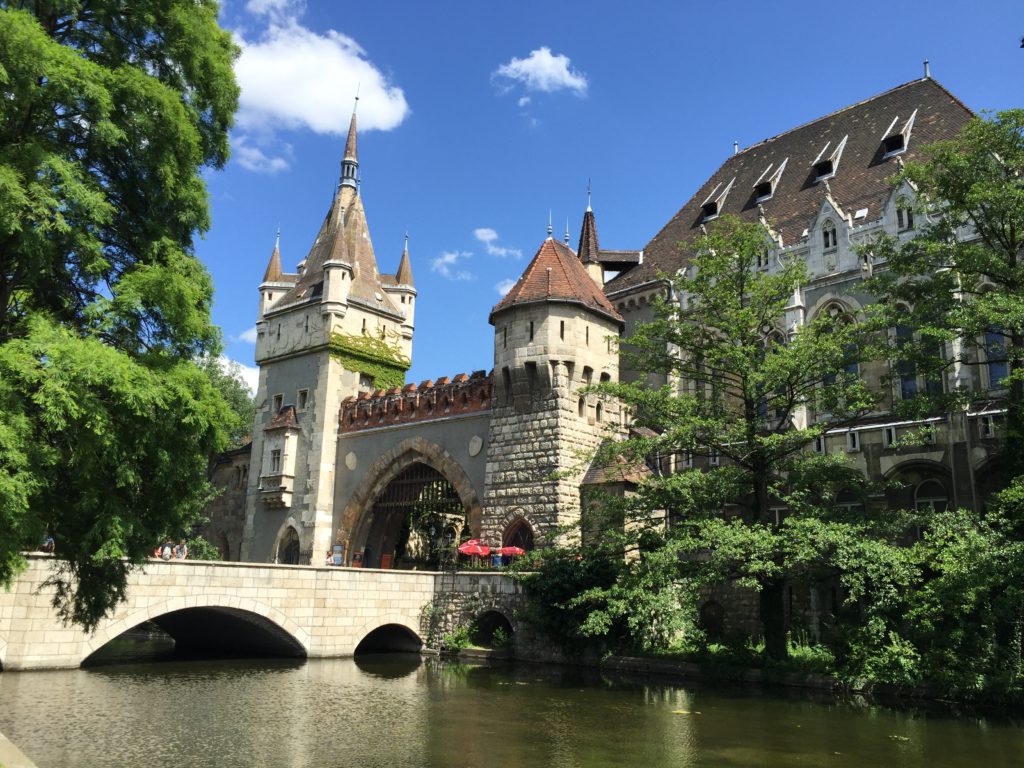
<box><xmin>0</xmin><ymin>657</ymin><xmax>1022</xmax><ymax>768</ymax></box>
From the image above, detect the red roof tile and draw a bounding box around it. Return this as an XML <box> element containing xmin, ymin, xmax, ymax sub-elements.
<box><xmin>490</xmin><ymin>238</ymin><xmax>623</xmax><ymax>326</ymax></box>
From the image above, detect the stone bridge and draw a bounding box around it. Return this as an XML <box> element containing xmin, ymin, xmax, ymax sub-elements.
<box><xmin>0</xmin><ymin>556</ymin><xmax>521</xmax><ymax>671</ymax></box>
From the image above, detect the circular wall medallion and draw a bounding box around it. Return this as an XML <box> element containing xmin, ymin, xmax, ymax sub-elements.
<box><xmin>468</xmin><ymin>436</ymin><xmax>483</xmax><ymax>457</ymax></box>
<box><xmin>345</xmin><ymin>451</ymin><xmax>357</xmax><ymax>470</ymax></box>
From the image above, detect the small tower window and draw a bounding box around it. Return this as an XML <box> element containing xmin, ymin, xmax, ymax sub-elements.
<box><xmin>585</xmin><ymin>326</ymin><xmax>590</xmax><ymax>346</ymax></box>
<box><xmin>270</xmin><ymin>449</ymin><xmax>282</xmax><ymax>474</ymax></box>
<box><xmin>268</xmin><ymin>293</ymin><xmax>274</xmax><ymax>301</ymax></box>
<box><xmin>578</xmin><ymin>397</ymin><xmax>585</xmax><ymax>418</ymax></box>
<box><xmin>503</xmin><ymin>326</ymin><xmax>507</xmax><ymax>348</ymax></box>
<box><xmin>297</xmin><ymin>389</ymin><xmax>308</xmax><ymax>411</ymax></box>
<box><xmin>560</xmin><ymin>320</ymin><xmax>565</xmax><ymax>341</ymax></box>
<box><xmin>529</xmin><ymin>321</ymin><xmax>534</xmax><ymax>342</ymax></box>
<box><xmin>595</xmin><ymin>402</ymin><xmax>603</xmax><ymax>422</ymax></box>
<box><xmin>272</xmin><ymin>394</ymin><xmax>283</xmax><ymax>412</ymax></box>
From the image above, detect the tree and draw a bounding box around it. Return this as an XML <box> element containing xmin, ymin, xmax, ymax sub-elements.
<box><xmin>595</xmin><ymin>216</ymin><xmax>882</xmax><ymax>659</ymax></box>
<box><xmin>201</xmin><ymin>357</ymin><xmax>256</xmax><ymax>450</ymax></box>
<box><xmin>0</xmin><ymin>2</ymin><xmax>239</xmax><ymax>629</ymax></box>
<box><xmin>869</xmin><ymin>110</ymin><xmax>1024</xmax><ymax>479</ymax></box>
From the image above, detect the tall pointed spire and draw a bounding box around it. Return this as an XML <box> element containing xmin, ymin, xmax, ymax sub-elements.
<box><xmin>340</xmin><ymin>97</ymin><xmax>359</xmax><ymax>190</ymax></box>
<box><xmin>263</xmin><ymin>228</ymin><xmax>284</xmax><ymax>282</ymax></box>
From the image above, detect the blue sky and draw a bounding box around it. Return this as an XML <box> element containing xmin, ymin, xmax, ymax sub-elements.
<box><xmin>203</xmin><ymin>0</ymin><xmax>1022</xmax><ymax>390</ymax></box>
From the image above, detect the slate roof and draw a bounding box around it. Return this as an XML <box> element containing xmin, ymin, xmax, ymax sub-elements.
<box><xmin>266</xmin><ymin>405</ymin><xmax>298</xmax><ymax>431</ymax></box>
<box><xmin>605</xmin><ymin>78</ymin><xmax>973</xmax><ymax>294</ymax></box>
<box><xmin>268</xmin><ymin>113</ymin><xmax>403</xmax><ymax>318</ymax></box>
<box><xmin>490</xmin><ymin>238</ymin><xmax>624</xmax><ymax>326</ymax></box>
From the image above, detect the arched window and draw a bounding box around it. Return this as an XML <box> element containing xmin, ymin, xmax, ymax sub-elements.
<box><xmin>578</xmin><ymin>397</ymin><xmax>585</xmax><ymax>418</ymax></box>
<box><xmin>914</xmin><ymin>479</ymin><xmax>949</xmax><ymax>513</ymax></box>
<box><xmin>277</xmin><ymin>526</ymin><xmax>301</xmax><ymax>565</ymax></box>
<box><xmin>822</xmin><ymin>219</ymin><xmax>837</xmax><ymax>250</ymax></box>
<box><xmin>595</xmin><ymin>402</ymin><xmax>603</xmax><ymax>422</ymax></box>
<box><xmin>504</xmin><ymin>519</ymin><xmax>534</xmax><ymax>551</ymax></box>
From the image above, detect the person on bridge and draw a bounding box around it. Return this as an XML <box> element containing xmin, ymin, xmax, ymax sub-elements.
<box><xmin>174</xmin><ymin>539</ymin><xmax>188</xmax><ymax>560</ymax></box>
<box><xmin>324</xmin><ymin>550</ymin><xmax>334</xmax><ymax>566</ymax></box>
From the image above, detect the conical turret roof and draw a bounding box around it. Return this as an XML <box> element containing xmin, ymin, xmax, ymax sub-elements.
<box><xmin>490</xmin><ymin>238</ymin><xmax>622</xmax><ymax>327</ymax></box>
<box><xmin>577</xmin><ymin>208</ymin><xmax>600</xmax><ymax>264</ymax></box>
<box><xmin>395</xmin><ymin>236</ymin><xmax>414</xmax><ymax>285</ymax></box>
<box><xmin>262</xmin><ymin>231</ymin><xmax>284</xmax><ymax>282</ymax></box>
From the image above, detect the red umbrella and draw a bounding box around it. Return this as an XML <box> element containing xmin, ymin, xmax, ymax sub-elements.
<box><xmin>458</xmin><ymin>539</ymin><xmax>491</xmax><ymax>557</ymax></box>
<box><xmin>497</xmin><ymin>546</ymin><xmax>526</xmax><ymax>556</ymax></box>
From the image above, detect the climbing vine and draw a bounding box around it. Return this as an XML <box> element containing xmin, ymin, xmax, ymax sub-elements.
<box><xmin>329</xmin><ymin>332</ymin><xmax>409</xmax><ymax>391</ymax></box>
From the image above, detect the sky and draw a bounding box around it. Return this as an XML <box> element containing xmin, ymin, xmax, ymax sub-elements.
<box><xmin>202</xmin><ymin>0</ymin><xmax>1022</xmax><ymax>391</ymax></box>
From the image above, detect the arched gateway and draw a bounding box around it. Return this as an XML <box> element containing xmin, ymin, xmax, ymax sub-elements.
<box><xmin>338</xmin><ymin>438</ymin><xmax>483</xmax><ymax>569</ymax></box>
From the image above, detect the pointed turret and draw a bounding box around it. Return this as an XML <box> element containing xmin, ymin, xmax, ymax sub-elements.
<box><xmin>396</xmin><ymin>233</ymin><xmax>414</xmax><ymax>285</ymax></box>
<box><xmin>340</xmin><ymin>102</ymin><xmax>359</xmax><ymax>190</ymax></box>
<box><xmin>263</xmin><ymin>229</ymin><xmax>284</xmax><ymax>282</ymax></box>
<box><xmin>577</xmin><ymin>200</ymin><xmax>604</xmax><ymax>286</ymax></box>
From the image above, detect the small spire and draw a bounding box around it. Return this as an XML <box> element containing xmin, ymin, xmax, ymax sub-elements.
<box><xmin>396</xmin><ymin>230</ymin><xmax>414</xmax><ymax>286</ymax></box>
<box><xmin>564</xmin><ymin>218</ymin><xmax>570</xmax><ymax>245</ymax></box>
<box><xmin>586</xmin><ymin>179</ymin><xmax>592</xmax><ymax>212</ymax></box>
<box><xmin>547</xmin><ymin>210</ymin><xmax>553</xmax><ymax>240</ymax></box>
<box><xmin>262</xmin><ymin>229</ymin><xmax>284</xmax><ymax>283</ymax></box>
<box><xmin>733</xmin><ymin>140</ymin><xmax>739</xmax><ymax>156</ymax></box>
<box><xmin>923</xmin><ymin>59</ymin><xmax>930</xmax><ymax>79</ymax></box>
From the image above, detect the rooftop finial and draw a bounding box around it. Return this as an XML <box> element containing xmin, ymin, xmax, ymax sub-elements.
<box><xmin>923</xmin><ymin>59</ymin><xmax>930</xmax><ymax>79</ymax></box>
<box><xmin>275</xmin><ymin>225</ymin><xmax>280</xmax><ymax>249</ymax></box>
<box><xmin>733</xmin><ymin>140</ymin><xmax>739</xmax><ymax>156</ymax></box>
<box><xmin>547</xmin><ymin>210</ymin><xmax>553</xmax><ymax>239</ymax></box>
<box><xmin>564</xmin><ymin>217</ymin><xmax>570</xmax><ymax>244</ymax></box>
<box><xmin>586</xmin><ymin>179</ymin><xmax>592</xmax><ymax>212</ymax></box>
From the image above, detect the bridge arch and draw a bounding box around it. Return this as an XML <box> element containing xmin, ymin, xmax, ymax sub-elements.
<box><xmin>339</xmin><ymin>437</ymin><xmax>483</xmax><ymax>566</ymax></box>
<box><xmin>352</xmin><ymin>617</ymin><xmax>424</xmax><ymax>654</ymax></box>
<box><xmin>83</xmin><ymin>594</ymin><xmax>310</xmax><ymax>666</ymax></box>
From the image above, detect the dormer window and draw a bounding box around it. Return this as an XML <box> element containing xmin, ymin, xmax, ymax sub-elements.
<box><xmin>822</xmin><ymin>219</ymin><xmax>838</xmax><ymax>250</ymax></box>
<box><xmin>700</xmin><ymin>177</ymin><xmax>735</xmax><ymax>222</ymax></box>
<box><xmin>811</xmin><ymin>136</ymin><xmax>848</xmax><ymax>182</ymax></box>
<box><xmin>881</xmin><ymin>110</ymin><xmax>917</xmax><ymax>158</ymax></box>
<box><xmin>753</xmin><ymin>159</ymin><xmax>788</xmax><ymax>201</ymax></box>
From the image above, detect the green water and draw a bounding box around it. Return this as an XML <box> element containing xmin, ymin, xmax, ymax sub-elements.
<box><xmin>1</xmin><ymin>654</ymin><xmax>1022</xmax><ymax>767</ymax></box>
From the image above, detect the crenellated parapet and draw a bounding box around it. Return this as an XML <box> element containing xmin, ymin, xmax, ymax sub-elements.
<box><xmin>339</xmin><ymin>370</ymin><xmax>492</xmax><ymax>433</ymax></box>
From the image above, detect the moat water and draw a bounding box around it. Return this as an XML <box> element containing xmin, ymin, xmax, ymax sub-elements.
<box><xmin>1</xmin><ymin>649</ymin><xmax>1023</xmax><ymax>767</ymax></box>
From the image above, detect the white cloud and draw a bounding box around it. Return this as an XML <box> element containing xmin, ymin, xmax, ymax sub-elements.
<box><xmin>235</xmin><ymin>21</ymin><xmax>409</xmax><ymax>136</ymax></box>
<box><xmin>496</xmin><ymin>278</ymin><xmax>517</xmax><ymax>296</ymax></box>
<box><xmin>230</xmin><ymin>4</ymin><xmax>410</xmax><ymax>173</ymax></box>
<box><xmin>493</xmin><ymin>47</ymin><xmax>588</xmax><ymax>96</ymax></box>
<box><xmin>219</xmin><ymin>355</ymin><xmax>260</xmax><ymax>395</ymax></box>
<box><xmin>474</xmin><ymin>228</ymin><xmax>522</xmax><ymax>259</ymax></box>
<box><xmin>431</xmin><ymin>251</ymin><xmax>473</xmax><ymax>281</ymax></box>
<box><xmin>233</xmin><ymin>135</ymin><xmax>290</xmax><ymax>174</ymax></box>
<box><xmin>239</xmin><ymin>326</ymin><xmax>259</xmax><ymax>344</ymax></box>
<box><xmin>518</xmin><ymin>96</ymin><xmax>531</xmax><ymax>107</ymax></box>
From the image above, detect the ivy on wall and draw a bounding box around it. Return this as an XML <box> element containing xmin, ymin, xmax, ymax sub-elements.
<box><xmin>329</xmin><ymin>332</ymin><xmax>409</xmax><ymax>391</ymax></box>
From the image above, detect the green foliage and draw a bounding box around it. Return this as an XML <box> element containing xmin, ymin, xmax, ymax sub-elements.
<box><xmin>867</xmin><ymin>109</ymin><xmax>1024</xmax><ymax>475</ymax></box>
<box><xmin>586</xmin><ymin>216</ymin><xmax>883</xmax><ymax>660</ymax></box>
<box><xmin>329</xmin><ymin>332</ymin><xmax>409</xmax><ymax>391</ymax></box>
<box><xmin>441</xmin><ymin>623</ymin><xmax>474</xmax><ymax>652</ymax></box>
<box><xmin>491</xmin><ymin>627</ymin><xmax>513</xmax><ymax>649</ymax></box>
<box><xmin>0</xmin><ymin>2</ymin><xmax>239</xmax><ymax>629</ymax></box>
<box><xmin>185</xmin><ymin>534</ymin><xmax>223</xmax><ymax>561</ymax></box>
<box><xmin>200</xmin><ymin>356</ymin><xmax>256</xmax><ymax>449</ymax></box>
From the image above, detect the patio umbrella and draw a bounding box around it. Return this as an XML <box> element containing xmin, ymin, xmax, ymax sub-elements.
<box><xmin>497</xmin><ymin>546</ymin><xmax>526</xmax><ymax>556</ymax></box>
<box><xmin>458</xmin><ymin>539</ymin><xmax>491</xmax><ymax>557</ymax></box>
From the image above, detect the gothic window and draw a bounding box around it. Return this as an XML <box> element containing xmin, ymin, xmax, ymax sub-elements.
<box><xmin>822</xmin><ymin>219</ymin><xmax>837</xmax><ymax>250</ymax></box>
<box><xmin>503</xmin><ymin>519</ymin><xmax>534</xmax><ymax>551</ymax></box>
<box><xmin>595</xmin><ymin>402</ymin><xmax>603</xmax><ymax>422</ymax></box>
<box><xmin>896</xmin><ymin>197</ymin><xmax>915</xmax><ymax>231</ymax></box>
<box><xmin>270</xmin><ymin>449</ymin><xmax>282</xmax><ymax>474</ymax></box>
<box><xmin>578</xmin><ymin>397</ymin><xmax>585</xmax><ymax>418</ymax></box>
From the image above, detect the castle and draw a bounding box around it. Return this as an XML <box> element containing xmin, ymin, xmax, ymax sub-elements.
<box><xmin>206</xmin><ymin>74</ymin><xmax>1007</xmax><ymax>568</ymax></box>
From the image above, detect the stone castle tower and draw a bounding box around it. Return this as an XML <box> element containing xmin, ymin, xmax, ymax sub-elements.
<box><xmin>240</xmin><ymin>107</ymin><xmax>416</xmax><ymax>564</ymax></box>
<box><xmin>482</xmin><ymin>212</ymin><xmax>625</xmax><ymax>547</ymax></box>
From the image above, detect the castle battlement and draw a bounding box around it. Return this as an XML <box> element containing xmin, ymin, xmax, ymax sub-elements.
<box><xmin>339</xmin><ymin>370</ymin><xmax>492</xmax><ymax>433</ymax></box>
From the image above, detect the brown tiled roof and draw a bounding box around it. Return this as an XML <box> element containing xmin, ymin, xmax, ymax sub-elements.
<box><xmin>581</xmin><ymin>451</ymin><xmax>653</xmax><ymax>486</ymax></box>
<box><xmin>266</xmin><ymin>405</ymin><xmax>298</xmax><ymax>431</ymax></box>
<box><xmin>490</xmin><ymin>238</ymin><xmax>624</xmax><ymax>326</ymax></box>
<box><xmin>605</xmin><ymin>78</ymin><xmax>973</xmax><ymax>294</ymax></box>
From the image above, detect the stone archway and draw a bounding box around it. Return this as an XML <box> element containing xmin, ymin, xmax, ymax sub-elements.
<box><xmin>339</xmin><ymin>438</ymin><xmax>483</xmax><ymax>565</ymax></box>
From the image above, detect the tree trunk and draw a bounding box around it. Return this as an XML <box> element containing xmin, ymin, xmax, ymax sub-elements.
<box><xmin>760</xmin><ymin>579</ymin><xmax>788</xmax><ymax>660</ymax></box>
